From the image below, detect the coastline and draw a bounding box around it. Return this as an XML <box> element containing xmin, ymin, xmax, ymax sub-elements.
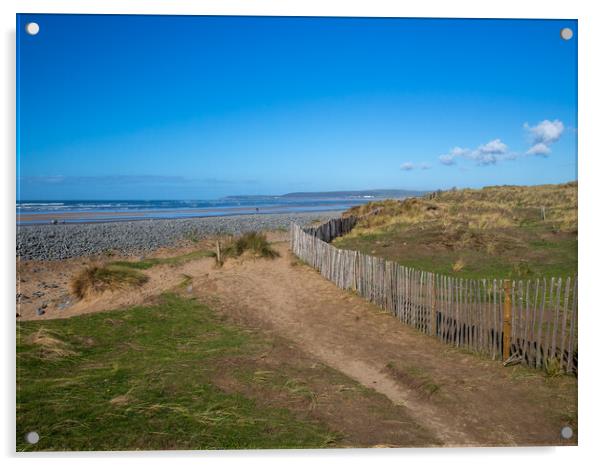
<box><xmin>16</xmin><ymin>199</ymin><xmax>373</xmax><ymax>225</ymax></box>
<box><xmin>17</xmin><ymin>210</ymin><xmax>343</xmax><ymax>261</ymax></box>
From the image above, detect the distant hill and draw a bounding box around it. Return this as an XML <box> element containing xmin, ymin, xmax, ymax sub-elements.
<box><xmin>224</xmin><ymin>189</ymin><xmax>426</xmax><ymax>201</ymax></box>
<box><xmin>281</xmin><ymin>189</ymin><xmax>426</xmax><ymax>199</ymax></box>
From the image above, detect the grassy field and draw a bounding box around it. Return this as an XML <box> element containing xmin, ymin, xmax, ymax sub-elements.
<box><xmin>16</xmin><ymin>294</ymin><xmax>339</xmax><ymax>451</ymax></box>
<box><xmin>334</xmin><ymin>182</ymin><xmax>577</xmax><ymax>279</ymax></box>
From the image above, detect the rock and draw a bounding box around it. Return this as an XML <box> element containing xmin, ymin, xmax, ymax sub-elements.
<box><xmin>36</xmin><ymin>308</ymin><xmax>45</xmax><ymax>316</ymax></box>
<box><xmin>57</xmin><ymin>299</ymin><xmax>72</xmax><ymax>310</ymax></box>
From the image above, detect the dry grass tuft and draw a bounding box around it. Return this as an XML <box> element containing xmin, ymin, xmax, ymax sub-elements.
<box><xmin>109</xmin><ymin>394</ymin><xmax>132</xmax><ymax>406</ymax></box>
<box><xmin>71</xmin><ymin>265</ymin><xmax>149</xmax><ymax>299</ymax></box>
<box><xmin>222</xmin><ymin>232</ymin><xmax>280</xmax><ymax>260</ymax></box>
<box><xmin>452</xmin><ymin>258</ymin><xmax>466</xmax><ymax>272</ymax></box>
<box><xmin>25</xmin><ymin>328</ymin><xmax>78</xmax><ymax>360</ymax></box>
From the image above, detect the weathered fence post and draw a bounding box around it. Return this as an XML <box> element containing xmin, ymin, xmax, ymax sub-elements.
<box><xmin>430</xmin><ymin>277</ymin><xmax>437</xmax><ymax>336</ymax></box>
<box><xmin>352</xmin><ymin>251</ymin><xmax>358</xmax><ymax>291</ymax></box>
<box><xmin>216</xmin><ymin>240</ymin><xmax>222</xmax><ymax>266</ymax></box>
<box><xmin>503</xmin><ymin>279</ymin><xmax>512</xmax><ymax>361</ymax></box>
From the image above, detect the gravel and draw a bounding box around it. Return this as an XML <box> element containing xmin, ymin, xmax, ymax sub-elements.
<box><xmin>17</xmin><ymin>211</ymin><xmax>341</xmax><ymax>261</ymax></box>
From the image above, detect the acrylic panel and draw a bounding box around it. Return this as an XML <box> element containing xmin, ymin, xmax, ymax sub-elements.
<box><xmin>16</xmin><ymin>14</ymin><xmax>578</xmax><ymax>451</ymax></box>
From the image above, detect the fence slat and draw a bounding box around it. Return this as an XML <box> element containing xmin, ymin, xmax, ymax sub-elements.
<box><xmin>567</xmin><ymin>277</ymin><xmax>577</xmax><ymax>373</ymax></box>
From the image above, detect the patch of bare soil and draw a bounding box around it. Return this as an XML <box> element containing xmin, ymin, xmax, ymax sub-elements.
<box><xmin>16</xmin><ymin>235</ymin><xmax>577</xmax><ymax>447</ymax></box>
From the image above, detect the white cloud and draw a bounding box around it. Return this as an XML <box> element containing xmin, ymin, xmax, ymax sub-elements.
<box><xmin>434</xmin><ymin>120</ymin><xmax>565</xmax><ymax>170</ymax></box>
<box><xmin>439</xmin><ymin>139</ymin><xmax>509</xmax><ymax>166</ymax></box>
<box><xmin>475</xmin><ymin>139</ymin><xmax>507</xmax><ymax>155</ymax></box>
<box><xmin>526</xmin><ymin>142</ymin><xmax>551</xmax><ymax>156</ymax></box>
<box><xmin>470</xmin><ymin>139</ymin><xmax>508</xmax><ymax>165</ymax></box>
<box><xmin>436</xmin><ymin>119</ymin><xmax>565</xmax><ymax>168</ymax></box>
<box><xmin>439</xmin><ymin>154</ymin><xmax>456</xmax><ymax>166</ymax></box>
<box><xmin>524</xmin><ymin>119</ymin><xmax>564</xmax><ymax>144</ymax></box>
<box><xmin>523</xmin><ymin>119</ymin><xmax>565</xmax><ymax>155</ymax></box>
<box><xmin>451</xmin><ymin>147</ymin><xmax>470</xmax><ymax>157</ymax></box>
<box><xmin>400</xmin><ymin>162</ymin><xmax>432</xmax><ymax>171</ymax></box>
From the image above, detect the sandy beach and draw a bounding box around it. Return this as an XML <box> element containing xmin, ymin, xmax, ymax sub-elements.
<box><xmin>17</xmin><ymin>204</ymin><xmax>346</xmax><ymax>223</ymax></box>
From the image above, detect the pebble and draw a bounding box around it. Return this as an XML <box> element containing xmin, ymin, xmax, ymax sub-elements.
<box><xmin>36</xmin><ymin>308</ymin><xmax>45</xmax><ymax>316</ymax></box>
<box><xmin>57</xmin><ymin>297</ymin><xmax>72</xmax><ymax>310</ymax></box>
<box><xmin>17</xmin><ymin>212</ymin><xmax>341</xmax><ymax>261</ymax></box>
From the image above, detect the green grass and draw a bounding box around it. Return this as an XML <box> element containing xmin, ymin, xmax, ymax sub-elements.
<box><xmin>109</xmin><ymin>250</ymin><xmax>215</xmax><ymax>270</ymax></box>
<box><xmin>16</xmin><ymin>294</ymin><xmax>337</xmax><ymax>451</ymax></box>
<box><xmin>334</xmin><ymin>182</ymin><xmax>577</xmax><ymax>280</ymax></box>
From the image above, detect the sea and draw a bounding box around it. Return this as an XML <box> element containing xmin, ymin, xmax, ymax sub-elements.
<box><xmin>16</xmin><ymin>197</ymin><xmax>377</xmax><ymax>225</ymax></box>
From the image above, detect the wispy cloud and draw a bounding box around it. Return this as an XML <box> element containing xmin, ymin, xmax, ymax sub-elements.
<box><xmin>438</xmin><ymin>139</ymin><xmax>513</xmax><ymax>166</ymax></box>
<box><xmin>523</xmin><ymin>119</ymin><xmax>565</xmax><ymax>156</ymax></box>
<box><xmin>400</xmin><ymin>162</ymin><xmax>432</xmax><ymax>171</ymax></box>
<box><xmin>19</xmin><ymin>175</ymin><xmax>256</xmax><ymax>186</ymax></box>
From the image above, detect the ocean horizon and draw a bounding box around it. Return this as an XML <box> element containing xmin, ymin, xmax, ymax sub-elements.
<box><xmin>16</xmin><ymin>197</ymin><xmax>373</xmax><ymax>225</ymax></box>
<box><xmin>16</xmin><ymin>189</ymin><xmax>425</xmax><ymax>224</ymax></box>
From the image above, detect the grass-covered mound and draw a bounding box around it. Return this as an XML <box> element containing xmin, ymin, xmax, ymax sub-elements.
<box><xmin>71</xmin><ymin>265</ymin><xmax>149</xmax><ymax>299</ymax></box>
<box><xmin>335</xmin><ymin>182</ymin><xmax>577</xmax><ymax>279</ymax></box>
<box><xmin>16</xmin><ymin>294</ymin><xmax>337</xmax><ymax>451</ymax></box>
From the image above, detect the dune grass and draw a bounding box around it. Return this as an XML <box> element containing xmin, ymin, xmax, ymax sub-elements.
<box><xmin>71</xmin><ymin>265</ymin><xmax>149</xmax><ymax>299</ymax></box>
<box><xmin>335</xmin><ymin>182</ymin><xmax>577</xmax><ymax>279</ymax></box>
<box><xmin>16</xmin><ymin>294</ymin><xmax>337</xmax><ymax>451</ymax></box>
<box><xmin>222</xmin><ymin>232</ymin><xmax>280</xmax><ymax>259</ymax></box>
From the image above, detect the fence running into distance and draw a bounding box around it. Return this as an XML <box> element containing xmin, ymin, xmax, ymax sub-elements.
<box><xmin>290</xmin><ymin>214</ymin><xmax>578</xmax><ymax>374</ymax></box>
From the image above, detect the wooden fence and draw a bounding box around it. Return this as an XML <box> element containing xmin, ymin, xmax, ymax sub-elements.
<box><xmin>291</xmin><ymin>215</ymin><xmax>578</xmax><ymax>374</ymax></box>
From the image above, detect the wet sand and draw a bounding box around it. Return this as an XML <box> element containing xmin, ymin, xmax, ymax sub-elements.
<box><xmin>17</xmin><ymin>204</ymin><xmax>331</xmax><ymax>223</ymax></box>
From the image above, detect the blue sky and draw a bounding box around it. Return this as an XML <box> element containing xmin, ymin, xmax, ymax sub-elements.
<box><xmin>17</xmin><ymin>15</ymin><xmax>577</xmax><ymax>200</ymax></box>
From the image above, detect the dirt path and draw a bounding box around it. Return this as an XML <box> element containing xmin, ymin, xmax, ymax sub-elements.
<box><xmin>17</xmin><ymin>237</ymin><xmax>577</xmax><ymax>446</ymax></box>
